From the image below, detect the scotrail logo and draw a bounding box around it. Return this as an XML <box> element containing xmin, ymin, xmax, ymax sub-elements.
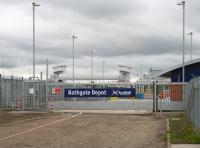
<box><xmin>112</xmin><ymin>90</ymin><xmax>118</xmax><ymax>96</ymax></box>
<box><xmin>112</xmin><ymin>90</ymin><xmax>132</xmax><ymax>96</ymax></box>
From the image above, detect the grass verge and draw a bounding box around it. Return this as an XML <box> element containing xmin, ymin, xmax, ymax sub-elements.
<box><xmin>169</xmin><ymin>118</ymin><xmax>200</xmax><ymax>144</ymax></box>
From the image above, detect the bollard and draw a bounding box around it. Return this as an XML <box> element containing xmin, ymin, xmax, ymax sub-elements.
<box><xmin>50</xmin><ymin>98</ymin><xmax>54</xmax><ymax>111</ymax></box>
<box><xmin>16</xmin><ymin>98</ymin><xmax>20</xmax><ymax>111</ymax></box>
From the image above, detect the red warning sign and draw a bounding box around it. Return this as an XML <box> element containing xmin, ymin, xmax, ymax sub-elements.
<box><xmin>52</xmin><ymin>87</ymin><xmax>61</xmax><ymax>94</ymax></box>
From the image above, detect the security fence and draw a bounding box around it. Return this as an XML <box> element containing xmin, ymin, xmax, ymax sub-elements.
<box><xmin>0</xmin><ymin>75</ymin><xmax>188</xmax><ymax>111</ymax></box>
<box><xmin>135</xmin><ymin>82</ymin><xmax>185</xmax><ymax>101</ymax></box>
<box><xmin>0</xmin><ymin>76</ymin><xmax>24</xmax><ymax>109</ymax></box>
<box><xmin>0</xmin><ymin>77</ymin><xmax>133</xmax><ymax>111</ymax></box>
<box><xmin>135</xmin><ymin>82</ymin><xmax>187</xmax><ymax>111</ymax></box>
<box><xmin>185</xmin><ymin>78</ymin><xmax>200</xmax><ymax>129</ymax></box>
<box><xmin>0</xmin><ymin>76</ymin><xmax>48</xmax><ymax>111</ymax></box>
<box><xmin>48</xmin><ymin>83</ymin><xmax>133</xmax><ymax>102</ymax></box>
<box><xmin>22</xmin><ymin>81</ymin><xmax>47</xmax><ymax>111</ymax></box>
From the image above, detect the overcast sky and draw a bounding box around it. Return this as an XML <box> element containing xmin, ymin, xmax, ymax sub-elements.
<box><xmin>0</xmin><ymin>0</ymin><xmax>200</xmax><ymax>79</ymax></box>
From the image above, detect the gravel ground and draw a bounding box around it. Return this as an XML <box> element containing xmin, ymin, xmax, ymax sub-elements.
<box><xmin>0</xmin><ymin>112</ymin><xmax>167</xmax><ymax>148</ymax></box>
<box><xmin>0</xmin><ymin>111</ymin><xmax>58</xmax><ymax>124</ymax></box>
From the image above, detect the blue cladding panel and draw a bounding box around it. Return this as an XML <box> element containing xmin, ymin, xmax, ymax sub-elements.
<box><xmin>171</xmin><ymin>63</ymin><xmax>200</xmax><ymax>82</ymax></box>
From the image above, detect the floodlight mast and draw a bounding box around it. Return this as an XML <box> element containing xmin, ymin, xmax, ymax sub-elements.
<box><xmin>103</xmin><ymin>60</ymin><xmax>105</xmax><ymax>85</ymax></box>
<box><xmin>187</xmin><ymin>32</ymin><xmax>193</xmax><ymax>60</ymax></box>
<box><xmin>32</xmin><ymin>2</ymin><xmax>40</xmax><ymax>81</ymax></box>
<box><xmin>91</xmin><ymin>50</ymin><xmax>95</xmax><ymax>83</ymax></box>
<box><xmin>177</xmin><ymin>1</ymin><xmax>185</xmax><ymax>83</ymax></box>
<box><xmin>72</xmin><ymin>35</ymin><xmax>78</xmax><ymax>85</ymax></box>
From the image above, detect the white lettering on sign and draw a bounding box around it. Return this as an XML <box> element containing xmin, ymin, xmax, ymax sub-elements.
<box><xmin>65</xmin><ymin>88</ymin><xmax>135</xmax><ymax>97</ymax></box>
<box><xmin>68</xmin><ymin>90</ymin><xmax>91</xmax><ymax>96</ymax></box>
<box><xmin>118</xmin><ymin>91</ymin><xmax>132</xmax><ymax>96</ymax></box>
<box><xmin>92</xmin><ymin>90</ymin><xmax>107</xmax><ymax>96</ymax></box>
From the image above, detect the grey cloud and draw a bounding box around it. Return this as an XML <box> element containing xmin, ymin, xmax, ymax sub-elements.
<box><xmin>45</xmin><ymin>0</ymin><xmax>144</xmax><ymax>19</ymax></box>
<box><xmin>0</xmin><ymin>0</ymin><xmax>200</xmax><ymax>77</ymax></box>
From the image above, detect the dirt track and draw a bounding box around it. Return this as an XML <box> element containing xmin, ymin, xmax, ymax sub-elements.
<box><xmin>0</xmin><ymin>112</ymin><xmax>166</xmax><ymax>148</ymax></box>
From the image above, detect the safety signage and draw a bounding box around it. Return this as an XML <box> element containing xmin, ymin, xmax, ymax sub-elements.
<box><xmin>52</xmin><ymin>87</ymin><xmax>61</xmax><ymax>94</ymax></box>
<box><xmin>64</xmin><ymin>88</ymin><xmax>135</xmax><ymax>97</ymax></box>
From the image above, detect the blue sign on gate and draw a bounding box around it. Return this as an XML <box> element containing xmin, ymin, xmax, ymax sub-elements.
<box><xmin>64</xmin><ymin>88</ymin><xmax>135</xmax><ymax>97</ymax></box>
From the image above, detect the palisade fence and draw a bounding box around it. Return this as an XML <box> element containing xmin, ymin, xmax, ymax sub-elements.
<box><xmin>0</xmin><ymin>75</ymin><xmax>24</xmax><ymax>109</ymax></box>
<box><xmin>48</xmin><ymin>83</ymin><xmax>132</xmax><ymax>101</ymax></box>
<box><xmin>0</xmin><ymin>75</ymin><xmax>192</xmax><ymax>112</ymax></box>
<box><xmin>0</xmin><ymin>76</ymin><xmax>132</xmax><ymax>111</ymax></box>
<box><xmin>185</xmin><ymin>78</ymin><xmax>200</xmax><ymax>129</ymax></box>
<box><xmin>0</xmin><ymin>75</ymin><xmax>48</xmax><ymax>111</ymax></box>
<box><xmin>23</xmin><ymin>81</ymin><xmax>47</xmax><ymax>111</ymax></box>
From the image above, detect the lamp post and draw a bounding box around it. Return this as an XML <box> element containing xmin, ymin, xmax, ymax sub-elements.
<box><xmin>46</xmin><ymin>58</ymin><xmax>48</xmax><ymax>81</ymax></box>
<box><xmin>2</xmin><ymin>56</ymin><xmax>4</xmax><ymax>76</ymax></box>
<box><xmin>103</xmin><ymin>60</ymin><xmax>105</xmax><ymax>85</ymax></box>
<box><xmin>188</xmin><ymin>32</ymin><xmax>193</xmax><ymax>61</ymax></box>
<box><xmin>177</xmin><ymin>1</ymin><xmax>185</xmax><ymax>83</ymax></box>
<box><xmin>91</xmin><ymin>50</ymin><xmax>95</xmax><ymax>83</ymax></box>
<box><xmin>32</xmin><ymin>2</ymin><xmax>40</xmax><ymax>81</ymax></box>
<box><xmin>72</xmin><ymin>35</ymin><xmax>78</xmax><ymax>85</ymax></box>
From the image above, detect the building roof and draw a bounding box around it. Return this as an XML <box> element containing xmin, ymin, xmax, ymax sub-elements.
<box><xmin>118</xmin><ymin>65</ymin><xmax>132</xmax><ymax>69</ymax></box>
<box><xmin>158</xmin><ymin>58</ymin><xmax>200</xmax><ymax>77</ymax></box>
<box><xmin>52</xmin><ymin>65</ymin><xmax>67</xmax><ymax>69</ymax></box>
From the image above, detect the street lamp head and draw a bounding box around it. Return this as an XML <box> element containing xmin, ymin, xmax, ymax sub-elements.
<box><xmin>187</xmin><ymin>32</ymin><xmax>193</xmax><ymax>36</ymax></box>
<box><xmin>72</xmin><ymin>35</ymin><xmax>78</xmax><ymax>39</ymax></box>
<box><xmin>177</xmin><ymin>1</ymin><xmax>185</xmax><ymax>5</ymax></box>
<box><xmin>32</xmin><ymin>2</ymin><xmax>40</xmax><ymax>6</ymax></box>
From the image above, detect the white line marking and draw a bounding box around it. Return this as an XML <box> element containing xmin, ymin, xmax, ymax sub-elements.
<box><xmin>0</xmin><ymin>112</ymin><xmax>82</xmax><ymax>143</ymax></box>
<box><xmin>8</xmin><ymin>117</ymin><xmax>43</xmax><ymax>125</ymax></box>
<box><xmin>67</xmin><ymin>112</ymin><xmax>82</xmax><ymax>118</ymax></box>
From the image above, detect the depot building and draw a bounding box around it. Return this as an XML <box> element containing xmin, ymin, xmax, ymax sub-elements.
<box><xmin>159</xmin><ymin>58</ymin><xmax>200</xmax><ymax>82</ymax></box>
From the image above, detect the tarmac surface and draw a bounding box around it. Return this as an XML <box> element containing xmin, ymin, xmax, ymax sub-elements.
<box><xmin>0</xmin><ymin>112</ymin><xmax>166</xmax><ymax>148</ymax></box>
<box><xmin>171</xmin><ymin>144</ymin><xmax>200</xmax><ymax>148</ymax></box>
<box><xmin>54</xmin><ymin>109</ymin><xmax>151</xmax><ymax>114</ymax></box>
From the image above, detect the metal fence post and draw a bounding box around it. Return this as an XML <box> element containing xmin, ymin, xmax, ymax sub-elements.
<box><xmin>156</xmin><ymin>84</ymin><xmax>158</xmax><ymax>112</ymax></box>
<box><xmin>45</xmin><ymin>81</ymin><xmax>49</xmax><ymax>111</ymax></box>
<box><xmin>153</xmin><ymin>81</ymin><xmax>156</xmax><ymax>112</ymax></box>
<box><xmin>11</xmin><ymin>76</ymin><xmax>14</xmax><ymax>108</ymax></box>
<box><xmin>22</xmin><ymin>77</ymin><xmax>24</xmax><ymax>111</ymax></box>
<box><xmin>0</xmin><ymin>74</ymin><xmax>1</xmax><ymax>108</ymax></box>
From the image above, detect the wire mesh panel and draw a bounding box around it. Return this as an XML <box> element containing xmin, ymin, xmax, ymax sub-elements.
<box><xmin>156</xmin><ymin>83</ymin><xmax>185</xmax><ymax>102</ymax></box>
<box><xmin>135</xmin><ymin>82</ymin><xmax>185</xmax><ymax>101</ymax></box>
<box><xmin>23</xmin><ymin>81</ymin><xmax>47</xmax><ymax>111</ymax></box>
